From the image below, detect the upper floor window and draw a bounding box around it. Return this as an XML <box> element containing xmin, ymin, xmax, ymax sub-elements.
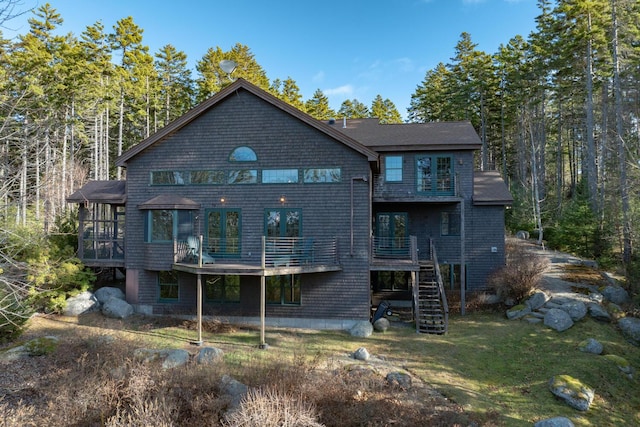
<box><xmin>151</xmin><ymin>171</ymin><xmax>188</xmax><ymax>185</ymax></box>
<box><xmin>229</xmin><ymin>146</ymin><xmax>257</xmax><ymax>162</ymax></box>
<box><xmin>416</xmin><ymin>155</ymin><xmax>454</xmax><ymax>195</ymax></box>
<box><xmin>191</xmin><ymin>170</ymin><xmax>226</xmax><ymax>185</ymax></box>
<box><xmin>303</xmin><ymin>168</ymin><xmax>341</xmax><ymax>183</ymax></box>
<box><xmin>262</xmin><ymin>169</ymin><xmax>299</xmax><ymax>184</ymax></box>
<box><xmin>384</xmin><ymin>155</ymin><xmax>403</xmax><ymax>182</ymax></box>
<box><xmin>145</xmin><ymin>210</ymin><xmax>194</xmax><ymax>242</ymax></box>
<box><xmin>441</xmin><ymin>211</ymin><xmax>461</xmax><ymax>236</ymax></box>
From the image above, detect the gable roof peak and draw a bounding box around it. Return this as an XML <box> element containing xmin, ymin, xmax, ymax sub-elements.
<box><xmin>116</xmin><ymin>78</ymin><xmax>377</xmax><ymax>166</ymax></box>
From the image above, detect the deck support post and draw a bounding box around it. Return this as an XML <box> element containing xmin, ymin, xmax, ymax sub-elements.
<box><xmin>259</xmin><ymin>236</ymin><xmax>268</xmax><ymax>349</ymax></box>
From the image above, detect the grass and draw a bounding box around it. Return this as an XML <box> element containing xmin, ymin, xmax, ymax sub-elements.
<box><xmin>3</xmin><ymin>308</ymin><xmax>638</xmax><ymax>426</ymax></box>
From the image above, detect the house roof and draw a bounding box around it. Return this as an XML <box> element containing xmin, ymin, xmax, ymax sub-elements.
<box><xmin>116</xmin><ymin>78</ymin><xmax>379</xmax><ymax>167</ymax></box>
<box><xmin>473</xmin><ymin>171</ymin><xmax>514</xmax><ymax>205</ymax></box>
<box><xmin>67</xmin><ymin>180</ymin><xmax>126</xmax><ymax>204</ymax></box>
<box><xmin>330</xmin><ymin>118</ymin><xmax>482</xmax><ymax>151</ymax></box>
<box><xmin>138</xmin><ymin>194</ymin><xmax>201</xmax><ymax>210</ymax></box>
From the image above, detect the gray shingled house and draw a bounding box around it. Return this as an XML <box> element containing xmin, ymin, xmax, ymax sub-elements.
<box><xmin>68</xmin><ymin>78</ymin><xmax>512</xmax><ymax>334</ymax></box>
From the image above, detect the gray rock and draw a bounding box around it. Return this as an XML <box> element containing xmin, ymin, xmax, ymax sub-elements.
<box><xmin>506</xmin><ymin>304</ymin><xmax>531</xmax><ymax>320</ymax></box>
<box><xmin>1</xmin><ymin>336</ymin><xmax>59</xmax><ymax>361</ymax></box>
<box><xmin>558</xmin><ymin>300</ymin><xmax>587</xmax><ymax>322</ymax></box>
<box><xmin>220</xmin><ymin>374</ymin><xmax>248</xmax><ymax>410</ymax></box>
<box><xmin>162</xmin><ymin>349</ymin><xmax>190</xmax><ymax>369</ymax></box>
<box><xmin>544</xmin><ymin>308</ymin><xmax>574</xmax><ymax>332</ymax></box>
<box><xmin>578</xmin><ymin>338</ymin><xmax>603</xmax><ymax>355</ymax></box>
<box><xmin>64</xmin><ymin>291</ymin><xmax>100</xmax><ymax>316</ymax></box>
<box><xmin>587</xmin><ymin>302</ymin><xmax>611</xmax><ymax>322</ymax></box>
<box><xmin>534</xmin><ymin>416</ymin><xmax>575</xmax><ymax>427</ymax></box>
<box><xmin>386</xmin><ymin>372</ymin><xmax>412</xmax><ymax>389</ymax></box>
<box><xmin>516</xmin><ymin>230</ymin><xmax>530</xmax><ymax>240</ymax></box>
<box><xmin>373</xmin><ymin>317</ymin><xmax>390</xmax><ymax>332</ymax></box>
<box><xmin>353</xmin><ymin>347</ymin><xmax>370</xmax><ymax>361</ymax></box>
<box><xmin>618</xmin><ymin>317</ymin><xmax>640</xmax><ymax>347</ymax></box>
<box><xmin>94</xmin><ymin>287</ymin><xmax>125</xmax><ymax>304</ymax></box>
<box><xmin>133</xmin><ymin>348</ymin><xmax>190</xmax><ymax>369</ymax></box>
<box><xmin>588</xmin><ymin>291</ymin><xmax>604</xmax><ymax>303</ymax></box>
<box><xmin>101</xmin><ymin>297</ymin><xmax>134</xmax><ymax>319</ymax></box>
<box><xmin>602</xmin><ymin>286</ymin><xmax>630</xmax><ymax>305</ymax></box>
<box><xmin>349</xmin><ymin>321</ymin><xmax>373</xmax><ymax>338</ymax></box>
<box><xmin>549</xmin><ymin>375</ymin><xmax>594</xmax><ymax>411</ymax></box>
<box><xmin>525</xmin><ymin>290</ymin><xmax>550</xmax><ymax>311</ymax></box>
<box><xmin>196</xmin><ymin>347</ymin><xmax>224</xmax><ymax>365</ymax></box>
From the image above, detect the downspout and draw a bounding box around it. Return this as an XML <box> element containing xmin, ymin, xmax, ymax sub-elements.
<box><xmin>458</xmin><ymin>173</ymin><xmax>466</xmax><ymax>316</ymax></box>
<box><xmin>350</xmin><ymin>176</ymin><xmax>368</xmax><ymax>256</ymax></box>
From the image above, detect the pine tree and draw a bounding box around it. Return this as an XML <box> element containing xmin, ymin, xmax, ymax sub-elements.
<box><xmin>304</xmin><ymin>89</ymin><xmax>335</xmax><ymax>120</ymax></box>
<box><xmin>338</xmin><ymin>99</ymin><xmax>369</xmax><ymax>119</ymax></box>
<box><xmin>370</xmin><ymin>95</ymin><xmax>402</xmax><ymax>124</ymax></box>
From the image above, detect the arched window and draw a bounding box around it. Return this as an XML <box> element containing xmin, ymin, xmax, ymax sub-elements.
<box><xmin>229</xmin><ymin>146</ymin><xmax>257</xmax><ymax>162</ymax></box>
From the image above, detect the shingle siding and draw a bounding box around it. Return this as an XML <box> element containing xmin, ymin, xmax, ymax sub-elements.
<box><xmin>124</xmin><ymin>89</ymin><xmax>371</xmax><ymax>319</ymax></box>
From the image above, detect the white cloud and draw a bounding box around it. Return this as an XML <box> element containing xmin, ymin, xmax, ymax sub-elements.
<box><xmin>323</xmin><ymin>84</ymin><xmax>354</xmax><ymax>97</ymax></box>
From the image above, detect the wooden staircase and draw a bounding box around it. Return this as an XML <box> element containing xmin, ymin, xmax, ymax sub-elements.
<box><xmin>414</xmin><ymin>261</ymin><xmax>448</xmax><ymax>334</ymax></box>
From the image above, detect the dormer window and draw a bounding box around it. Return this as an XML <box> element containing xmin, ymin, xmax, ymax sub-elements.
<box><xmin>229</xmin><ymin>146</ymin><xmax>257</xmax><ymax>162</ymax></box>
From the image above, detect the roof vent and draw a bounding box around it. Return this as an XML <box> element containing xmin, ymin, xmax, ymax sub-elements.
<box><xmin>328</xmin><ymin>118</ymin><xmax>336</xmax><ymax>125</ymax></box>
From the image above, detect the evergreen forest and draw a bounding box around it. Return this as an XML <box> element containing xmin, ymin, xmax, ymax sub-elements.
<box><xmin>1</xmin><ymin>0</ymin><xmax>640</xmax><ymax>338</ymax></box>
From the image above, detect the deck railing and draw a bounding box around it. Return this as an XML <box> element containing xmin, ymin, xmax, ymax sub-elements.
<box><xmin>371</xmin><ymin>236</ymin><xmax>418</xmax><ymax>262</ymax></box>
<box><xmin>174</xmin><ymin>236</ymin><xmax>339</xmax><ymax>268</ymax></box>
<box><xmin>263</xmin><ymin>237</ymin><xmax>338</xmax><ymax>268</ymax></box>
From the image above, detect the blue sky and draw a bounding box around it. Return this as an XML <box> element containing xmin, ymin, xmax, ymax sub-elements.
<box><xmin>4</xmin><ymin>0</ymin><xmax>541</xmax><ymax>119</ymax></box>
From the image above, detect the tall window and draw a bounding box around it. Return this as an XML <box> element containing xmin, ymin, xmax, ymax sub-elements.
<box><xmin>158</xmin><ymin>271</ymin><xmax>179</xmax><ymax>301</ymax></box>
<box><xmin>145</xmin><ymin>210</ymin><xmax>193</xmax><ymax>242</ymax></box>
<box><xmin>206</xmin><ymin>209</ymin><xmax>241</xmax><ymax>256</ymax></box>
<box><xmin>384</xmin><ymin>155</ymin><xmax>403</xmax><ymax>182</ymax></box>
<box><xmin>439</xmin><ymin>264</ymin><xmax>467</xmax><ymax>290</ymax></box>
<box><xmin>205</xmin><ymin>275</ymin><xmax>240</xmax><ymax>302</ymax></box>
<box><xmin>267</xmin><ymin>274</ymin><xmax>300</xmax><ymax>305</ymax></box>
<box><xmin>416</xmin><ymin>155</ymin><xmax>454</xmax><ymax>195</ymax></box>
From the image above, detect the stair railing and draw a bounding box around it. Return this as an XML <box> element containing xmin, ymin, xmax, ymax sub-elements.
<box><xmin>430</xmin><ymin>240</ymin><xmax>449</xmax><ymax>332</ymax></box>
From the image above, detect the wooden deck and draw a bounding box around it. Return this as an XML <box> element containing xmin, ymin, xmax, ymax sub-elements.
<box><xmin>172</xmin><ymin>261</ymin><xmax>342</xmax><ymax>276</ymax></box>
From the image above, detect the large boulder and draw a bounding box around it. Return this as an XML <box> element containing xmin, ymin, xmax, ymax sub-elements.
<box><xmin>587</xmin><ymin>302</ymin><xmax>611</xmax><ymax>322</ymax></box>
<box><xmin>64</xmin><ymin>291</ymin><xmax>100</xmax><ymax>316</ymax></box>
<box><xmin>506</xmin><ymin>304</ymin><xmax>531</xmax><ymax>320</ymax></box>
<box><xmin>101</xmin><ymin>297</ymin><xmax>134</xmax><ymax>319</ymax></box>
<box><xmin>602</xmin><ymin>286</ymin><xmax>630</xmax><ymax>305</ymax></box>
<box><xmin>544</xmin><ymin>308</ymin><xmax>574</xmax><ymax>332</ymax></box>
<box><xmin>549</xmin><ymin>375</ymin><xmax>594</xmax><ymax>411</ymax></box>
<box><xmin>578</xmin><ymin>338</ymin><xmax>603</xmax><ymax>355</ymax></box>
<box><xmin>94</xmin><ymin>287</ymin><xmax>125</xmax><ymax>304</ymax></box>
<box><xmin>534</xmin><ymin>417</ymin><xmax>575</xmax><ymax>427</ymax></box>
<box><xmin>618</xmin><ymin>317</ymin><xmax>640</xmax><ymax>347</ymax></box>
<box><xmin>352</xmin><ymin>347</ymin><xmax>370</xmax><ymax>361</ymax></box>
<box><xmin>525</xmin><ymin>290</ymin><xmax>550</xmax><ymax>311</ymax></box>
<box><xmin>558</xmin><ymin>300</ymin><xmax>587</xmax><ymax>322</ymax></box>
<box><xmin>196</xmin><ymin>347</ymin><xmax>224</xmax><ymax>365</ymax></box>
<box><xmin>373</xmin><ymin>317</ymin><xmax>390</xmax><ymax>332</ymax></box>
<box><xmin>133</xmin><ymin>348</ymin><xmax>190</xmax><ymax>369</ymax></box>
<box><xmin>349</xmin><ymin>321</ymin><xmax>373</xmax><ymax>338</ymax></box>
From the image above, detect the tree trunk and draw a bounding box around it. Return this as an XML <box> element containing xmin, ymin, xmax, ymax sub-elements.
<box><xmin>611</xmin><ymin>0</ymin><xmax>632</xmax><ymax>264</ymax></box>
<box><xmin>584</xmin><ymin>12</ymin><xmax>599</xmax><ymax>214</ymax></box>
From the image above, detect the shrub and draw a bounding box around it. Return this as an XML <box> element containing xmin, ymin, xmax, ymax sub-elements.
<box><xmin>488</xmin><ymin>239</ymin><xmax>549</xmax><ymax>304</ymax></box>
<box><xmin>223</xmin><ymin>387</ymin><xmax>322</xmax><ymax>427</ymax></box>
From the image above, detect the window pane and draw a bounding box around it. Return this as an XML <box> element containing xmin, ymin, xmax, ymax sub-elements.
<box><xmin>262</xmin><ymin>169</ymin><xmax>299</xmax><ymax>184</ymax></box>
<box><xmin>303</xmin><ymin>168</ymin><xmax>341</xmax><ymax>183</ymax></box>
<box><xmin>177</xmin><ymin>211</ymin><xmax>193</xmax><ymax>240</ymax></box>
<box><xmin>229</xmin><ymin>146</ymin><xmax>257</xmax><ymax>161</ymax></box>
<box><xmin>283</xmin><ymin>275</ymin><xmax>300</xmax><ymax>304</ymax></box>
<box><xmin>228</xmin><ymin>169</ymin><xmax>257</xmax><ymax>184</ymax></box>
<box><xmin>385</xmin><ymin>156</ymin><xmax>403</xmax><ymax>182</ymax></box>
<box><xmin>266</xmin><ymin>211</ymin><xmax>280</xmax><ymax>237</ymax></box>
<box><xmin>191</xmin><ymin>170</ymin><xmax>225</xmax><ymax>184</ymax></box>
<box><xmin>416</xmin><ymin>156</ymin><xmax>432</xmax><ymax>192</ymax></box>
<box><xmin>158</xmin><ymin>271</ymin><xmax>179</xmax><ymax>300</ymax></box>
<box><xmin>285</xmin><ymin>211</ymin><xmax>300</xmax><ymax>237</ymax></box>
<box><xmin>151</xmin><ymin>171</ymin><xmax>188</xmax><ymax>185</ymax></box>
<box><xmin>266</xmin><ymin>276</ymin><xmax>281</xmax><ymax>303</ymax></box>
<box><xmin>437</xmin><ymin>157</ymin><xmax>452</xmax><ymax>191</ymax></box>
<box><xmin>151</xmin><ymin>210</ymin><xmax>173</xmax><ymax>241</ymax></box>
<box><xmin>225</xmin><ymin>275</ymin><xmax>240</xmax><ymax>301</ymax></box>
<box><xmin>225</xmin><ymin>211</ymin><xmax>240</xmax><ymax>254</ymax></box>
